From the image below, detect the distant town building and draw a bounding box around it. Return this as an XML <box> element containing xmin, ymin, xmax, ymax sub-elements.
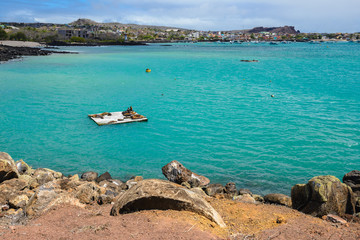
<box><xmin>58</xmin><ymin>29</ymin><xmax>89</xmax><ymax>39</ymax></box>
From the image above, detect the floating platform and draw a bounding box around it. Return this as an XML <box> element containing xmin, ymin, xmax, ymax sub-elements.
<box><xmin>88</xmin><ymin>111</ymin><xmax>148</xmax><ymax>126</ymax></box>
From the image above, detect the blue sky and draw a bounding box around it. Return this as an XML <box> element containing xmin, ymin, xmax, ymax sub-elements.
<box><xmin>1</xmin><ymin>0</ymin><xmax>359</xmax><ymax>32</ymax></box>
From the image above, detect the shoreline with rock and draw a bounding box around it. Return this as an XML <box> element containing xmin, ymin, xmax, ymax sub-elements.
<box><xmin>0</xmin><ymin>44</ymin><xmax>77</xmax><ymax>63</ymax></box>
<box><xmin>1</xmin><ymin>152</ymin><xmax>359</xmax><ymax>239</ymax></box>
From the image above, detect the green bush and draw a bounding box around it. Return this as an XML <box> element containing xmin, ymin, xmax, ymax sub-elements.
<box><xmin>138</xmin><ymin>34</ymin><xmax>155</xmax><ymax>40</ymax></box>
<box><xmin>9</xmin><ymin>32</ymin><xmax>27</xmax><ymax>41</ymax></box>
<box><xmin>70</xmin><ymin>36</ymin><xmax>85</xmax><ymax>42</ymax></box>
<box><xmin>0</xmin><ymin>27</ymin><xmax>7</xmax><ymax>40</ymax></box>
<box><xmin>44</xmin><ymin>34</ymin><xmax>59</xmax><ymax>43</ymax></box>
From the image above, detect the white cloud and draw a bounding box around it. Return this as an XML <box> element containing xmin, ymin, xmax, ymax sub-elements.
<box><xmin>1</xmin><ymin>0</ymin><xmax>360</xmax><ymax>32</ymax></box>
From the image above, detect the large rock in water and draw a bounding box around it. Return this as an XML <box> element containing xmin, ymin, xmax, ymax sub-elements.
<box><xmin>161</xmin><ymin>160</ymin><xmax>210</xmax><ymax>187</ymax></box>
<box><xmin>110</xmin><ymin>179</ymin><xmax>226</xmax><ymax>228</ymax></box>
<box><xmin>0</xmin><ymin>152</ymin><xmax>20</xmax><ymax>183</ymax></box>
<box><xmin>291</xmin><ymin>175</ymin><xmax>356</xmax><ymax>217</ymax></box>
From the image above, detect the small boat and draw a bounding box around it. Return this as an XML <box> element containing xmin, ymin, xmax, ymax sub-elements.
<box><xmin>145</xmin><ymin>68</ymin><xmax>151</xmax><ymax>73</ymax></box>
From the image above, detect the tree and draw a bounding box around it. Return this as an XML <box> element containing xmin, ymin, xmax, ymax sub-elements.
<box><xmin>9</xmin><ymin>32</ymin><xmax>27</xmax><ymax>41</ymax></box>
<box><xmin>70</xmin><ymin>36</ymin><xmax>85</xmax><ymax>42</ymax></box>
<box><xmin>0</xmin><ymin>27</ymin><xmax>7</xmax><ymax>40</ymax></box>
<box><xmin>44</xmin><ymin>34</ymin><xmax>59</xmax><ymax>43</ymax></box>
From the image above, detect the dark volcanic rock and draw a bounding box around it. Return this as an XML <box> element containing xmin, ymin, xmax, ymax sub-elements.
<box><xmin>96</xmin><ymin>172</ymin><xmax>112</xmax><ymax>183</ymax></box>
<box><xmin>343</xmin><ymin>170</ymin><xmax>360</xmax><ymax>196</ymax></box>
<box><xmin>224</xmin><ymin>182</ymin><xmax>237</xmax><ymax>196</ymax></box>
<box><xmin>291</xmin><ymin>175</ymin><xmax>356</xmax><ymax>217</ymax></box>
<box><xmin>162</xmin><ymin>160</ymin><xmax>210</xmax><ymax>187</ymax></box>
<box><xmin>0</xmin><ymin>45</ymin><xmax>76</xmax><ymax>63</ymax></box>
<box><xmin>246</xmin><ymin>26</ymin><xmax>298</xmax><ymax>34</ymax></box>
<box><xmin>204</xmin><ymin>184</ymin><xmax>224</xmax><ymax>197</ymax></box>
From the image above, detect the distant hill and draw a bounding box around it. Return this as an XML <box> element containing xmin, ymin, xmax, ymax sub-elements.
<box><xmin>69</xmin><ymin>18</ymin><xmax>98</xmax><ymax>26</ymax></box>
<box><xmin>245</xmin><ymin>26</ymin><xmax>299</xmax><ymax>34</ymax></box>
<box><xmin>68</xmin><ymin>18</ymin><xmax>188</xmax><ymax>31</ymax></box>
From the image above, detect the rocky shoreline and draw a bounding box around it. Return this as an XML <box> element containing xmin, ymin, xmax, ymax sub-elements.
<box><xmin>47</xmin><ymin>40</ymin><xmax>147</xmax><ymax>46</ymax></box>
<box><xmin>1</xmin><ymin>152</ymin><xmax>359</xmax><ymax>239</ymax></box>
<box><xmin>0</xmin><ymin>45</ymin><xmax>77</xmax><ymax>63</ymax></box>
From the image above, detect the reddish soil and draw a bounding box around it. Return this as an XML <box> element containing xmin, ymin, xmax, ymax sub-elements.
<box><xmin>0</xmin><ymin>198</ymin><xmax>359</xmax><ymax>240</ymax></box>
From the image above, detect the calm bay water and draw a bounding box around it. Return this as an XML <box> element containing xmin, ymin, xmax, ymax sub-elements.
<box><xmin>0</xmin><ymin>42</ymin><xmax>359</xmax><ymax>195</ymax></box>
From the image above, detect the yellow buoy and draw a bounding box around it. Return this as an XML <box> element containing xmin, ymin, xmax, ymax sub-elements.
<box><xmin>146</xmin><ymin>68</ymin><xmax>151</xmax><ymax>73</ymax></box>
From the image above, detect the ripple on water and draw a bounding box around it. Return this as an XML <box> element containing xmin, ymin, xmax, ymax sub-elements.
<box><xmin>0</xmin><ymin>43</ymin><xmax>360</xmax><ymax>194</ymax></box>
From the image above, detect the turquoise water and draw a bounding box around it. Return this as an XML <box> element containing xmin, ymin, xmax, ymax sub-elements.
<box><xmin>1</xmin><ymin>42</ymin><xmax>359</xmax><ymax>195</ymax></box>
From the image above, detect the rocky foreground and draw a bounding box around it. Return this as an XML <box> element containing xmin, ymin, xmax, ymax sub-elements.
<box><xmin>0</xmin><ymin>152</ymin><xmax>360</xmax><ymax>239</ymax></box>
<box><xmin>0</xmin><ymin>45</ymin><xmax>76</xmax><ymax>62</ymax></box>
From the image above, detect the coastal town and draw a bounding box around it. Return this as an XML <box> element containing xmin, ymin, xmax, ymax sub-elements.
<box><xmin>1</xmin><ymin>18</ymin><xmax>360</xmax><ymax>44</ymax></box>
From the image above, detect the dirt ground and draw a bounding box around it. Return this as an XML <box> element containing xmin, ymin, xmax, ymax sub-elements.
<box><xmin>0</xmin><ymin>198</ymin><xmax>359</xmax><ymax>240</ymax></box>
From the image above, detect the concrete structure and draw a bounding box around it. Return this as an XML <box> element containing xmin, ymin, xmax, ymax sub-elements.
<box><xmin>88</xmin><ymin>111</ymin><xmax>148</xmax><ymax>126</ymax></box>
<box><xmin>58</xmin><ymin>29</ymin><xmax>89</xmax><ymax>39</ymax></box>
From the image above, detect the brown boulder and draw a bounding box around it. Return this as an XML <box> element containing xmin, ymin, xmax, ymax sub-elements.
<box><xmin>81</xmin><ymin>171</ymin><xmax>98</xmax><ymax>181</ymax></box>
<box><xmin>0</xmin><ymin>152</ymin><xmax>19</xmax><ymax>183</ymax></box>
<box><xmin>239</xmin><ymin>188</ymin><xmax>253</xmax><ymax>196</ymax></box>
<box><xmin>356</xmin><ymin>197</ymin><xmax>360</xmax><ymax>213</ymax></box>
<box><xmin>0</xmin><ymin>178</ymin><xmax>28</xmax><ymax>205</ymax></box>
<box><xmin>26</xmin><ymin>187</ymin><xmax>84</xmax><ymax>216</ymax></box>
<box><xmin>29</xmin><ymin>168</ymin><xmax>63</xmax><ymax>189</ymax></box>
<box><xmin>110</xmin><ymin>179</ymin><xmax>226</xmax><ymax>227</ymax></box>
<box><xmin>204</xmin><ymin>184</ymin><xmax>224</xmax><ymax>197</ymax></box>
<box><xmin>96</xmin><ymin>172</ymin><xmax>112</xmax><ymax>183</ymax></box>
<box><xmin>233</xmin><ymin>194</ymin><xmax>256</xmax><ymax>204</ymax></box>
<box><xmin>326</xmin><ymin>214</ymin><xmax>347</xmax><ymax>224</ymax></box>
<box><xmin>224</xmin><ymin>182</ymin><xmax>237</xmax><ymax>197</ymax></box>
<box><xmin>252</xmin><ymin>194</ymin><xmax>264</xmax><ymax>202</ymax></box>
<box><xmin>189</xmin><ymin>187</ymin><xmax>208</xmax><ymax>198</ymax></box>
<box><xmin>343</xmin><ymin>170</ymin><xmax>360</xmax><ymax>196</ymax></box>
<box><xmin>8</xmin><ymin>194</ymin><xmax>29</xmax><ymax>209</ymax></box>
<box><xmin>264</xmin><ymin>193</ymin><xmax>292</xmax><ymax>207</ymax></box>
<box><xmin>15</xmin><ymin>159</ymin><xmax>31</xmax><ymax>175</ymax></box>
<box><xmin>98</xmin><ymin>179</ymin><xmax>127</xmax><ymax>194</ymax></box>
<box><xmin>162</xmin><ymin>160</ymin><xmax>210</xmax><ymax>187</ymax></box>
<box><xmin>74</xmin><ymin>182</ymin><xmax>104</xmax><ymax>204</ymax></box>
<box><xmin>291</xmin><ymin>175</ymin><xmax>356</xmax><ymax>217</ymax></box>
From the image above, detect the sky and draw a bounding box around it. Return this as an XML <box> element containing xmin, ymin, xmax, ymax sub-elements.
<box><xmin>0</xmin><ymin>0</ymin><xmax>359</xmax><ymax>33</ymax></box>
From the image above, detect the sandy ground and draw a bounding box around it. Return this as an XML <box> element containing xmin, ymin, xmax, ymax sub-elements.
<box><xmin>0</xmin><ymin>41</ymin><xmax>44</xmax><ymax>47</ymax></box>
<box><xmin>0</xmin><ymin>197</ymin><xmax>359</xmax><ymax>240</ymax></box>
